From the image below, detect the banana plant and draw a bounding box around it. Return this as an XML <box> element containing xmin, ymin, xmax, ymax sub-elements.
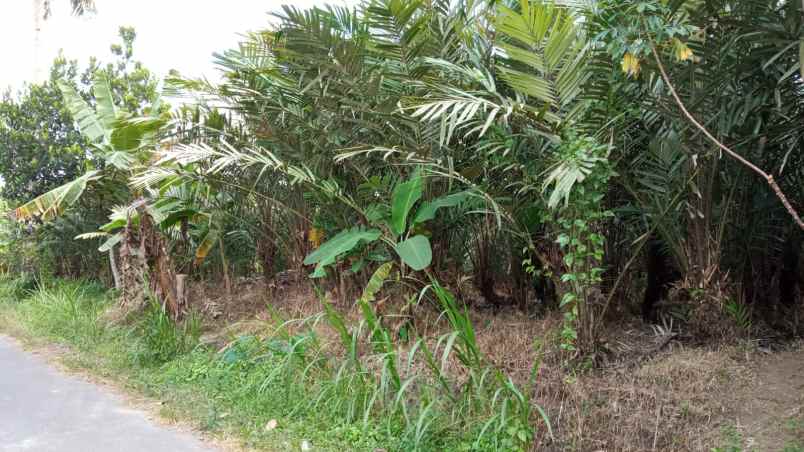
<box><xmin>14</xmin><ymin>77</ymin><xmax>167</xmax><ymax>222</ymax></box>
<box><xmin>303</xmin><ymin>169</ymin><xmax>473</xmax><ymax>277</ymax></box>
<box><xmin>13</xmin><ymin>77</ymin><xmax>167</xmax><ymax>288</ymax></box>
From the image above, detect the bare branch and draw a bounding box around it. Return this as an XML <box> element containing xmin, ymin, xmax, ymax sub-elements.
<box><xmin>651</xmin><ymin>46</ymin><xmax>804</xmax><ymax>230</ymax></box>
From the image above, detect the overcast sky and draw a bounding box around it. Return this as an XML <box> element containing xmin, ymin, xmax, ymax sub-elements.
<box><xmin>1</xmin><ymin>0</ymin><xmax>344</xmax><ymax>91</ymax></box>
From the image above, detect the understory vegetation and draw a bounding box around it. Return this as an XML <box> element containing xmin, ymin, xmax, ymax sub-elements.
<box><xmin>1</xmin><ymin>0</ymin><xmax>803</xmax><ymax>450</ymax></box>
<box><xmin>0</xmin><ymin>277</ymin><xmax>543</xmax><ymax>451</ymax></box>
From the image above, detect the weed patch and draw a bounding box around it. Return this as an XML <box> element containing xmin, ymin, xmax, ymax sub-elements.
<box><xmin>0</xmin><ymin>276</ymin><xmax>546</xmax><ymax>451</ymax></box>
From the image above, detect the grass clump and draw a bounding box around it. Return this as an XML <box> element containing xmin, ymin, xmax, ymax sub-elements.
<box><xmin>132</xmin><ymin>298</ymin><xmax>202</xmax><ymax>366</ymax></box>
<box><xmin>11</xmin><ymin>278</ymin><xmax>108</xmax><ymax>349</ymax></box>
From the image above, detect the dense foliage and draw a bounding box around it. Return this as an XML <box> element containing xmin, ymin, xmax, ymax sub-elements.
<box><xmin>1</xmin><ymin>0</ymin><xmax>803</xmax><ymax>449</ymax></box>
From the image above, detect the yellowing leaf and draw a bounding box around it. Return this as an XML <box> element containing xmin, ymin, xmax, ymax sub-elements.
<box><xmin>621</xmin><ymin>52</ymin><xmax>641</xmax><ymax>78</ymax></box>
<box><xmin>673</xmin><ymin>39</ymin><xmax>693</xmax><ymax>62</ymax></box>
<box><xmin>360</xmin><ymin>262</ymin><xmax>394</xmax><ymax>303</ymax></box>
<box><xmin>307</xmin><ymin>227</ymin><xmax>324</xmax><ymax>248</ymax></box>
<box><xmin>195</xmin><ymin>228</ymin><xmax>219</xmax><ymax>266</ymax></box>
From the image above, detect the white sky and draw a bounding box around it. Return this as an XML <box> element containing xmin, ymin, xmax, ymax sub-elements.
<box><xmin>0</xmin><ymin>0</ymin><xmax>345</xmax><ymax>92</ymax></box>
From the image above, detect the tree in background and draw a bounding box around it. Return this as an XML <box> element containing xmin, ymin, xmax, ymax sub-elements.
<box><xmin>0</xmin><ymin>58</ymin><xmax>88</xmax><ymax>203</ymax></box>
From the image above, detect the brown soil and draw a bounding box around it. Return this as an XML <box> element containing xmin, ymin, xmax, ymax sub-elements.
<box><xmin>733</xmin><ymin>346</ymin><xmax>804</xmax><ymax>451</ymax></box>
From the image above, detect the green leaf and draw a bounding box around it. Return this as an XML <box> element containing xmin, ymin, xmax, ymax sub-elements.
<box><xmin>390</xmin><ymin>172</ymin><xmax>423</xmax><ymax>236</ymax></box>
<box><xmin>159</xmin><ymin>209</ymin><xmax>198</xmax><ymax>229</ymax></box>
<box><xmin>394</xmin><ymin>235</ymin><xmax>432</xmax><ymax>271</ymax></box>
<box><xmin>303</xmin><ymin>227</ymin><xmax>382</xmax><ymax>278</ymax></box>
<box><xmin>58</xmin><ymin>82</ymin><xmax>105</xmax><ymax>143</ymax></box>
<box><xmin>99</xmin><ymin>217</ymin><xmax>127</xmax><ymax>232</ymax></box>
<box><xmin>93</xmin><ymin>77</ymin><xmax>117</xmax><ymax>132</ymax></box>
<box><xmin>110</xmin><ymin>117</ymin><xmax>166</xmax><ymax>151</ymax></box>
<box><xmin>494</xmin><ymin>0</ymin><xmax>586</xmax><ymax>119</ymax></box>
<box><xmin>14</xmin><ymin>171</ymin><xmax>101</xmax><ymax>221</ymax></box>
<box><xmin>104</xmin><ymin>151</ymin><xmax>136</xmax><ymax>170</ymax></box>
<box><xmin>98</xmin><ymin>233</ymin><xmax>123</xmax><ymax>252</ymax></box>
<box><xmin>413</xmin><ymin>191</ymin><xmax>471</xmax><ymax>224</ymax></box>
<box><xmin>74</xmin><ymin>232</ymin><xmax>109</xmax><ymax>240</ymax></box>
<box><xmin>323</xmin><ymin>302</ymin><xmax>354</xmax><ymax>356</ymax></box>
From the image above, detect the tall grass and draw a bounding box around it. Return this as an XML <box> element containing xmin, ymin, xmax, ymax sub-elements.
<box><xmin>13</xmin><ymin>278</ymin><xmax>108</xmax><ymax>348</ymax></box>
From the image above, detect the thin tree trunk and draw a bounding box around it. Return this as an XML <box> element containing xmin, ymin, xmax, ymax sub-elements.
<box><xmin>32</xmin><ymin>0</ymin><xmax>44</xmax><ymax>83</ymax></box>
<box><xmin>175</xmin><ymin>274</ymin><xmax>187</xmax><ymax>312</ymax></box>
<box><xmin>219</xmin><ymin>238</ymin><xmax>232</xmax><ymax>297</ymax></box>
<box><xmin>109</xmin><ymin>248</ymin><xmax>121</xmax><ymax>289</ymax></box>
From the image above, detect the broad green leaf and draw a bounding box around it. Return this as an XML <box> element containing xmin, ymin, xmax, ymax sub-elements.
<box><xmin>74</xmin><ymin>232</ymin><xmax>109</xmax><ymax>240</ymax></box>
<box><xmin>104</xmin><ymin>151</ymin><xmax>136</xmax><ymax>170</ymax></box>
<box><xmin>394</xmin><ymin>235</ymin><xmax>432</xmax><ymax>271</ymax></box>
<box><xmin>303</xmin><ymin>227</ymin><xmax>382</xmax><ymax>278</ymax></box>
<box><xmin>413</xmin><ymin>191</ymin><xmax>472</xmax><ymax>224</ymax></box>
<box><xmin>110</xmin><ymin>117</ymin><xmax>166</xmax><ymax>151</ymax></box>
<box><xmin>98</xmin><ymin>233</ymin><xmax>123</xmax><ymax>252</ymax></box>
<box><xmin>160</xmin><ymin>209</ymin><xmax>199</xmax><ymax>229</ymax></box>
<box><xmin>58</xmin><ymin>82</ymin><xmax>105</xmax><ymax>143</ymax></box>
<box><xmin>99</xmin><ymin>218</ymin><xmax>128</xmax><ymax>232</ymax></box>
<box><xmin>93</xmin><ymin>78</ymin><xmax>117</xmax><ymax>131</ymax></box>
<box><xmin>14</xmin><ymin>171</ymin><xmax>101</xmax><ymax>221</ymax></box>
<box><xmin>390</xmin><ymin>172</ymin><xmax>423</xmax><ymax>236</ymax></box>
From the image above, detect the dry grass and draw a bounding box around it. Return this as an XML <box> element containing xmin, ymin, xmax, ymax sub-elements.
<box><xmin>536</xmin><ymin>347</ymin><xmax>753</xmax><ymax>451</ymax></box>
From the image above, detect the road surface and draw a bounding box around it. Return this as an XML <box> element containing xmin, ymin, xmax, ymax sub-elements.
<box><xmin>0</xmin><ymin>335</ymin><xmax>218</xmax><ymax>452</ymax></box>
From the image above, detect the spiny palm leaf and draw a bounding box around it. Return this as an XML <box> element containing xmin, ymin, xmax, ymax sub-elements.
<box><xmin>408</xmin><ymin>89</ymin><xmax>509</xmax><ymax>147</ymax></box>
<box><xmin>495</xmin><ymin>0</ymin><xmax>588</xmax><ymax>121</ymax></box>
<box><xmin>542</xmin><ymin>152</ymin><xmax>603</xmax><ymax>209</ymax></box>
